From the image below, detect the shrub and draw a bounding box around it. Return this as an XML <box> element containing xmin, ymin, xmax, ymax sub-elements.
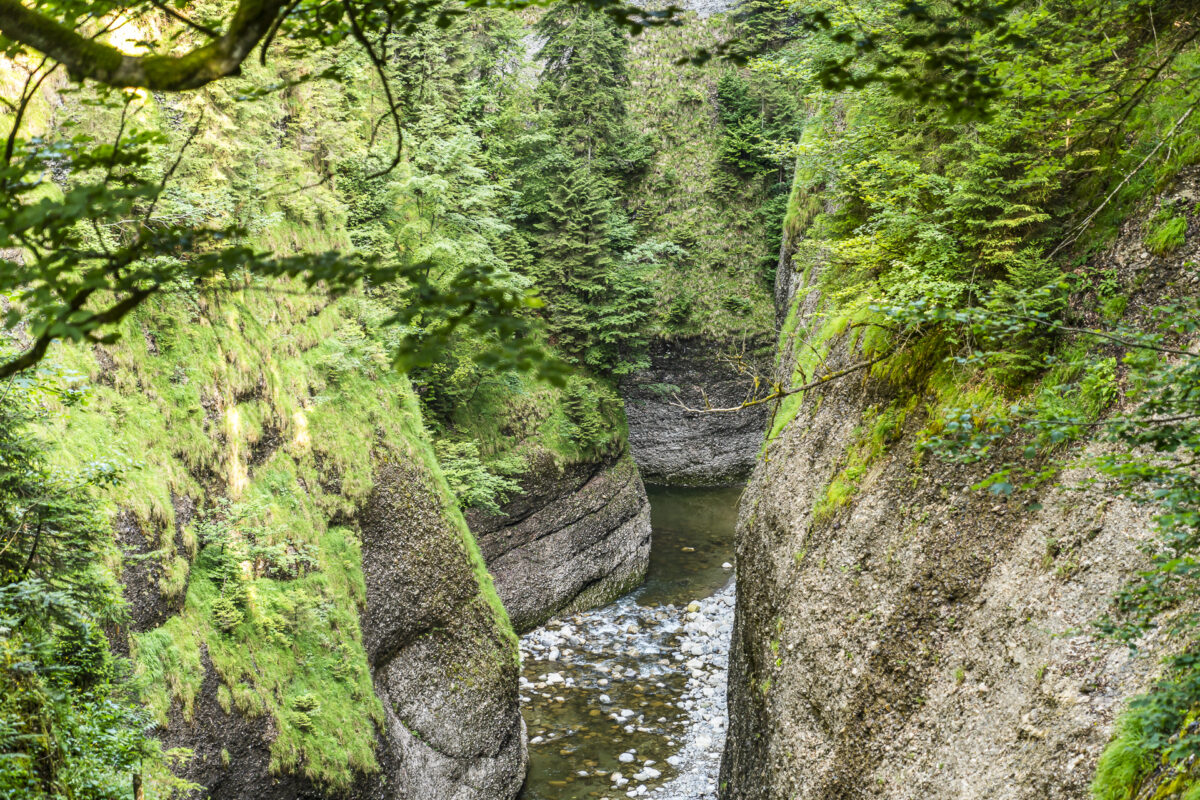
<box><xmin>211</xmin><ymin>596</ymin><xmax>244</xmax><ymax>633</ymax></box>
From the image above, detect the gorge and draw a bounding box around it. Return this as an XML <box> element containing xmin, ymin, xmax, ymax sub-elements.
<box><xmin>4</xmin><ymin>2</ymin><xmax>1200</xmax><ymax>800</ymax></box>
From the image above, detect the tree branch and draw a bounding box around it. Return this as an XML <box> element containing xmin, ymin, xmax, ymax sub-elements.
<box><xmin>671</xmin><ymin>348</ymin><xmax>897</xmax><ymax>414</ymax></box>
<box><xmin>0</xmin><ymin>0</ymin><xmax>288</xmax><ymax>90</ymax></box>
<box><xmin>1049</xmin><ymin>99</ymin><xmax>1200</xmax><ymax>258</ymax></box>
<box><xmin>19</xmin><ymin>514</ymin><xmax>43</xmax><ymax>579</ymax></box>
<box><xmin>145</xmin><ymin>0</ymin><xmax>221</xmax><ymax>39</ymax></box>
<box><xmin>1013</xmin><ymin>314</ymin><xmax>1197</xmax><ymax>357</ymax></box>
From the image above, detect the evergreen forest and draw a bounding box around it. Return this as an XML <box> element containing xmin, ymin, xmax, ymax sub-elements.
<box><xmin>4</xmin><ymin>1</ymin><xmax>1200</xmax><ymax>799</ymax></box>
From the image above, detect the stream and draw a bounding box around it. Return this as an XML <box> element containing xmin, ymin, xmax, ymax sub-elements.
<box><xmin>518</xmin><ymin>485</ymin><xmax>742</xmax><ymax>800</ymax></box>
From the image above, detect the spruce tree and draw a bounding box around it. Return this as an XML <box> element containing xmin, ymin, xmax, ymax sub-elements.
<box><xmin>536</xmin><ymin>4</ymin><xmax>645</xmax><ymax>177</ymax></box>
<box><xmin>519</xmin><ymin>3</ymin><xmax>653</xmax><ymax>374</ymax></box>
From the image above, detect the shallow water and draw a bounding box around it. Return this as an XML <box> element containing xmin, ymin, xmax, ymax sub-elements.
<box><xmin>637</xmin><ymin>485</ymin><xmax>742</xmax><ymax>608</ymax></box>
<box><xmin>517</xmin><ymin>484</ymin><xmax>741</xmax><ymax>800</ymax></box>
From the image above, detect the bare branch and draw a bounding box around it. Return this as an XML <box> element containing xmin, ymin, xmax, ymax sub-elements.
<box><xmin>141</xmin><ymin>113</ymin><xmax>205</xmax><ymax>226</ymax></box>
<box><xmin>2</xmin><ymin>55</ymin><xmax>57</xmax><ymax>189</ymax></box>
<box><xmin>259</xmin><ymin>0</ymin><xmax>303</xmax><ymax>65</ymax></box>
<box><xmin>1013</xmin><ymin>314</ymin><xmax>1198</xmax><ymax>358</ymax></box>
<box><xmin>1050</xmin><ymin>99</ymin><xmax>1200</xmax><ymax>259</ymax></box>
<box><xmin>342</xmin><ymin>0</ymin><xmax>404</xmax><ymax>179</ymax></box>
<box><xmin>19</xmin><ymin>514</ymin><xmax>43</xmax><ymax>578</ymax></box>
<box><xmin>671</xmin><ymin>348</ymin><xmax>897</xmax><ymax>414</ymax></box>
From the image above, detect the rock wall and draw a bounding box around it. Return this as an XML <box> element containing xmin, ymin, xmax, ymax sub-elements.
<box><xmin>149</xmin><ymin>453</ymin><xmax>525</xmax><ymax>800</ymax></box>
<box><xmin>359</xmin><ymin>458</ymin><xmax>526</xmax><ymax>800</ymax></box>
<box><xmin>73</xmin><ymin>292</ymin><xmax>527</xmax><ymax>800</ymax></box>
<box><xmin>468</xmin><ymin>449</ymin><xmax>652</xmax><ymax>632</ymax></box>
<box><xmin>621</xmin><ymin>338</ymin><xmax>770</xmax><ymax>487</ymax></box>
<box><xmin>718</xmin><ymin>214</ymin><xmax>1176</xmax><ymax>799</ymax></box>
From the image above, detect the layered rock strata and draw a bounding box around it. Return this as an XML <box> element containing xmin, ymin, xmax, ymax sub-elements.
<box><xmin>469</xmin><ymin>450</ymin><xmax>652</xmax><ymax>632</ymax></box>
<box><xmin>621</xmin><ymin>338</ymin><xmax>770</xmax><ymax>487</ymax></box>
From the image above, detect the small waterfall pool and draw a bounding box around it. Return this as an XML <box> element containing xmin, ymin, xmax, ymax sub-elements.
<box><xmin>517</xmin><ymin>485</ymin><xmax>741</xmax><ymax>800</ymax></box>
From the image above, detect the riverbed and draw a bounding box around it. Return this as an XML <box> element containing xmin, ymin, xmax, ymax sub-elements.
<box><xmin>518</xmin><ymin>485</ymin><xmax>741</xmax><ymax>800</ymax></box>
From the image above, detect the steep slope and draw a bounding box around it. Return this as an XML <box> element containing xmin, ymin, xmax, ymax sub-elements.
<box><xmin>617</xmin><ymin>11</ymin><xmax>781</xmax><ymax>484</ymax></box>
<box><xmin>0</xmin><ymin>32</ymin><xmax>529</xmax><ymax>797</ymax></box>
<box><xmin>39</xmin><ymin>287</ymin><xmax>526</xmax><ymax>799</ymax></box>
<box><xmin>718</xmin><ymin>182</ymin><xmax>1197</xmax><ymax>800</ymax></box>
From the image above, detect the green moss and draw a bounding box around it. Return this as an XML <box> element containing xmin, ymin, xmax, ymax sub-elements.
<box><xmin>39</xmin><ymin>282</ymin><xmax>519</xmax><ymax>790</ymax></box>
<box><xmin>400</xmin><ymin>390</ymin><xmax>519</xmax><ymax>659</ymax></box>
<box><xmin>8</xmin><ymin>21</ymin><xmax>533</xmax><ymax>796</ymax></box>
<box><xmin>1036</xmin><ymin>344</ymin><xmax>1118</xmax><ymax>427</ymax></box>
<box><xmin>764</xmin><ymin>295</ymin><xmax>827</xmax><ymax>444</ymax></box>
<box><xmin>766</xmin><ymin>282</ymin><xmax>894</xmax><ymax>445</ymax></box>
<box><xmin>131</xmin><ymin>619</ymin><xmax>204</xmax><ymax>726</ymax></box>
<box><xmin>812</xmin><ymin>399</ymin><xmax>914</xmax><ymax>523</ymax></box>
<box><xmin>1092</xmin><ymin>712</ymin><xmax>1154</xmax><ymax>800</ymax></box>
<box><xmin>916</xmin><ymin>362</ymin><xmax>1008</xmax><ymax>443</ymax></box>
<box><xmin>783</xmin><ymin>123</ymin><xmax>828</xmax><ymax>242</ymax></box>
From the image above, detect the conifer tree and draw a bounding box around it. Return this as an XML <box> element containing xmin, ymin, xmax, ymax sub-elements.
<box><xmin>519</xmin><ymin>3</ymin><xmax>653</xmax><ymax>374</ymax></box>
<box><xmin>536</xmin><ymin>3</ymin><xmax>646</xmax><ymax>177</ymax></box>
<box><xmin>535</xmin><ymin>165</ymin><xmax>651</xmax><ymax>372</ymax></box>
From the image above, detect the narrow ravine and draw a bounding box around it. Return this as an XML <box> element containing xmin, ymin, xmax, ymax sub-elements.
<box><xmin>518</xmin><ymin>486</ymin><xmax>741</xmax><ymax>800</ymax></box>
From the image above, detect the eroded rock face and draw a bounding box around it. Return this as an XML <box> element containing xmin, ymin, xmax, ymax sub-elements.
<box><xmin>468</xmin><ymin>450</ymin><xmax>652</xmax><ymax>632</ymax></box>
<box><xmin>360</xmin><ymin>458</ymin><xmax>526</xmax><ymax>800</ymax></box>
<box><xmin>620</xmin><ymin>338</ymin><xmax>770</xmax><ymax>487</ymax></box>
<box><xmin>158</xmin><ymin>456</ymin><xmax>526</xmax><ymax>800</ymax></box>
<box><xmin>719</xmin><ymin>236</ymin><xmax>1165</xmax><ymax>800</ymax></box>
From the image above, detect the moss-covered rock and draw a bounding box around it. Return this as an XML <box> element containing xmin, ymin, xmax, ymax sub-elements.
<box><xmin>37</xmin><ymin>286</ymin><xmax>524</xmax><ymax>799</ymax></box>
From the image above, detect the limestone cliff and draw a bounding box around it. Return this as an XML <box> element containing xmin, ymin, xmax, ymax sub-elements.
<box><xmin>717</xmin><ymin>190</ymin><xmax>1191</xmax><ymax>799</ymax></box>
<box><xmin>621</xmin><ymin>338</ymin><xmax>770</xmax><ymax>486</ymax></box>
<box><xmin>468</xmin><ymin>449</ymin><xmax>651</xmax><ymax>632</ymax></box>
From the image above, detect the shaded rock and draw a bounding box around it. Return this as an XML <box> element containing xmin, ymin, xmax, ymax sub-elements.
<box><xmin>620</xmin><ymin>338</ymin><xmax>769</xmax><ymax>487</ymax></box>
<box><xmin>158</xmin><ymin>456</ymin><xmax>526</xmax><ymax>800</ymax></box>
<box><xmin>361</xmin><ymin>458</ymin><xmax>526</xmax><ymax>800</ymax></box>
<box><xmin>468</xmin><ymin>450</ymin><xmax>651</xmax><ymax>632</ymax></box>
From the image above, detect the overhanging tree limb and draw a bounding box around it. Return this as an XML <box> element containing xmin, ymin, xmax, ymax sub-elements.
<box><xmin>0</xmin><ymin>0</ymin><xmax>288</xmax><ymax>89</ymax></box>
<box><xmin>670</xmin><ymin>347</ymin><xmax>898</xmax><ymax>414</ymax></box>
